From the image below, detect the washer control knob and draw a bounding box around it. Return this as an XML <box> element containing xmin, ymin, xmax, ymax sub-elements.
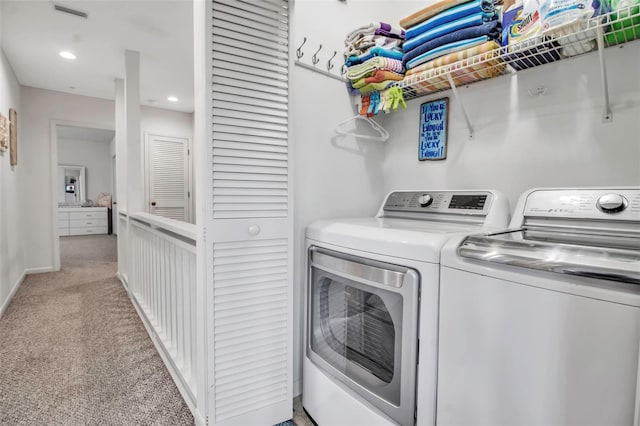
<box><xmin>596</xmin><ymin>193</ymin><xmax>627</xmax><ymax>213</ymax></box>
<box><xmin>418</xmin><ymin>194</ymin><xmax>433</xmax><ymax>207</ymax></box>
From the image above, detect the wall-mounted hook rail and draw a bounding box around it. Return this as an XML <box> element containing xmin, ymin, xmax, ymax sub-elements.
<box><xmin>327</xmin><ymin>51</ymin><xmax>337</xmax><ymax>71</ymax></box>
<box><xmin>312</xmin><ymin>44</ymin><xmax>322</xmax><ymax>65</ymax></box>
<box><xmin>294</xmin><ymin>38</ymin><xmax>346</xmax><ymax>83</ymax></box>
<box><xmin>446</xmin><ymin>73</ymin><xmax>474</xmax><ymax>139</ymax></box>
<box><xmin>295</xmin><ymin>60</ymin><xmax>348</xmax><ymax>83</ymax></box>
<box><xmin>296</xmin><ymin>37</ymin><xmax>307</xmax><ymax>59</ymax></box>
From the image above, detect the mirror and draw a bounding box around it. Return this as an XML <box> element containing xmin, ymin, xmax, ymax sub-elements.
<box><xmin>58</xmin><ymin>165</ymin><xmax>86</xmax><ymax>206</ymax></box>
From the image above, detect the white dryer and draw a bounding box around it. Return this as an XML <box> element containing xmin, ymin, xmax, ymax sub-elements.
<box><xmin>438</xmin><ymin>187</ymin><xmax>640</xmax><ymax>425</ymax></box>
<box><xmin>302</xmin><ymin>190</ymin><xmax>510</xmax><ymax>426</ymax></box>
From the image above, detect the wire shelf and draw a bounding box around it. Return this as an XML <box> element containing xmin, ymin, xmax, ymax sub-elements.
<box><xmin>398</xmin><ymin>5</ymin><xmax>640</xmax><ymax>101</ymax></box>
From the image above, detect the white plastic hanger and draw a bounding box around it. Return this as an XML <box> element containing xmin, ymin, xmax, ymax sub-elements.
<box><xmin>333</xmin><ymin>115</ymin><xmax>390</xmax><ymax>142</ymax></box>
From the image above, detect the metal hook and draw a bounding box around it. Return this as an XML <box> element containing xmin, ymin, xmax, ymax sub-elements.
<box><xmin>296</xmin><ymin>37</ymin><xmax>307</xmax><ymax>59</ymax></box>
<box><xmin>312</xmin><ymin>44</ymin><xmax>322</xmax><ymax>65</ymax></box>
<box><xmin>327</xmin><ymin>51</ymin><xmax>337</xmax><ymax>71</ymax></box>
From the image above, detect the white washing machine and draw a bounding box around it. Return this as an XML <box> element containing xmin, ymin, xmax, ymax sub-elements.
<box><xmin>438</xmin><ymin>187</ymin><xmax>640</xmax><ymax>425</ymax></box>
<box><xmin>302</xmin><ymin>190</ymin><xmax>510</xmax><ymax>426</ymax></box>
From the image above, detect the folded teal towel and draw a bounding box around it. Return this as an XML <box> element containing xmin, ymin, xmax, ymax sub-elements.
<box><xmin>404</xmin><ymin>20</ymin><xmax>501</xmax><ymax>67</ymax></box>
<box><xmin>404</xmin><ymin>12</ymin><xmax>496</xmax><ymax>52</ymax></box>
<box><xmin>404</xmin><ymin>0</ymin><xmax>495</xmax><ymax>48</ymax></box>
<box><xmin>406</xmin><ymin>35</ymin><xmax>489</xmax><ymax>69</ymax></box>
<box><xmin>346</xmin><ymin>46</ymin><xmax>404</xmax><ymax>67</ymax></box>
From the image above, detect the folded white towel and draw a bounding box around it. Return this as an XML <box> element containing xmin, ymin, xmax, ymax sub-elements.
<box><xmin>345</xmin><ymin>22</ymin><xmax>405</xmax><ymax>46</ymax></box>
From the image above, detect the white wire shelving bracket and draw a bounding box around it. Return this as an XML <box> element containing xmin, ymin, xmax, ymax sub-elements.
<box><xmin>446</xmin><ymin>73</ymin><xmax>474</xmax><ymax>139</ymax></box>
<box><xmin>395</xmin><ymin>6</ymin><xmax>640</xmax><ymax>128</ymax></box>
<box><xmin>596</xmin><ymin>25</ymin><xmax>613</xmax><ymax>122</ymax></box>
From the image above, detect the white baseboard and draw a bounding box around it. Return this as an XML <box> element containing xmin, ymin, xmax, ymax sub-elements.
<box><xmin>116</xmin><ymin>272</ymin><xmax>128</xmax><ymax>290</ymax></box>
<box><xmin>294</xmin><ymin>379</ymin><xmax>302</xmax><ymax>399</ymax></box>
<box><xmin>25</xmin><ymin>266</ymin><xmax>55</xmax><ymax>275</ymax></box>
<box><xmin>0</xmin><ymin>270</ymin><xmax>26</xmax><ymax>319</ymax></box>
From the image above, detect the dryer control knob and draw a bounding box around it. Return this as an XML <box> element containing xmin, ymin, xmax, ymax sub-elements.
<box><xmin>418</xmin><ymin>194</ymin><xmax>433</xmax><ymax>207</ymax></box>
<box><xmin>597</xmin><ymin>193</ymin><xmax>627</xmax><ymax>213</ymax></box>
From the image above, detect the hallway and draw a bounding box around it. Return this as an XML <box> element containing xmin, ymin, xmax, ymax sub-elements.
<box><xmin>0</xmin><ymin>235</ymin><xmax>193</xmax><ymax>425</ymax></box>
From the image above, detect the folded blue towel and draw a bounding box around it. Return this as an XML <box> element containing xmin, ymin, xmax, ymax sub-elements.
<box><xmin>403</xmin><ymin>20</ymin><xmax>501</xmax><ymax>66</ymax></box>
<box><xmin>403</xmin><ymin>12</ymin><xmax>496</xmax><ymax>52</ymax></box>
<box><xmin>406</xmin><ymin>36</ymin><xmax>490</xmax><ymax>69</ymax></box>
<box><xmin>405</xmin><ymin>0</ymin><xmax>495</xmax><ymax>41</ymax></box>
<box><xmin>345</xmin><ymin>46</ymin><xmax>404</xmax><ymax>67</ymax></box>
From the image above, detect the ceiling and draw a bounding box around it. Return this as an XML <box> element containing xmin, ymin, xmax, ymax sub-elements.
<box><xmin>58</xmin><ymin>125</ymin><xmax>115</xmax><ymax>143</ymax></box>
<box><xmin>0</xmin><ymin>0</ymin><xmax>194</xmax><ymax>113</ymax></box>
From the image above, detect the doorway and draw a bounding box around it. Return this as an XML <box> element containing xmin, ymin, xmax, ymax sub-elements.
<box><xmin>51</xmin><ymin>121</ymin><xmax>116</xmax><ymax>271</ymax></box>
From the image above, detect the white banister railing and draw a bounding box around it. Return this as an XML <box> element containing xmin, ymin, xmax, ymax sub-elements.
<box><xmin>118</xmin><ymin>211</ymin><xmax>199</xmax><ymax>411</ymax></box>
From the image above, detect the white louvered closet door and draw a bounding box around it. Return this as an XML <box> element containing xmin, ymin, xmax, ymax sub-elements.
<box><xmin>147</xmin><ymin>134</ymin><xmax>190</xmax><ymax>222</ymax></box>
<box><xmin>210</xmin><ymin>0</ymin><xmax>292</xmax><ymax>425</ymax></box>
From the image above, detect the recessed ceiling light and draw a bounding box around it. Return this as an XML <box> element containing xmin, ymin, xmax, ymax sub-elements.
<box><xmin>167</xmin><ymin>96</ymin><xmax>179</xmax><ymax>102</ymax></box>
<box><xmin>59</xmin><ymin>51</ymin><xmax>76</xmax><ymax>60</ymax></box>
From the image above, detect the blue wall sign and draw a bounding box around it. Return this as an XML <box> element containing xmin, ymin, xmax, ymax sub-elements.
<box><xmin>419</xmin><ymin>98</ymin><xmax>448</xmax><ymax>161</ymax></box>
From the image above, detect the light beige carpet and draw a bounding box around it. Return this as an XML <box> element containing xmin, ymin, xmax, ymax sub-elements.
<box><xmin>0</xmin><ymin>235</ymin><xmax>193</xmax><ymax>425</ymax></box>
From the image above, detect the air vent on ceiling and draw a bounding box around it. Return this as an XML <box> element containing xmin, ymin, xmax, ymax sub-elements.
<box><xmin>53</xmin><ymin>4</ymin><xmax>88</xmax><ymax>19</ymax></box>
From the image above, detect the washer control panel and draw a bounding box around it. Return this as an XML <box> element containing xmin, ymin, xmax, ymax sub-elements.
<box><xmin>524</xmin><ymin>189</ymin><xmax>640</xmax><ymax>220</ymax></box>
<box><xmin>383</xmin><ymin>191</ymin><xmax>492</xmax><ymax>215</ymax></box>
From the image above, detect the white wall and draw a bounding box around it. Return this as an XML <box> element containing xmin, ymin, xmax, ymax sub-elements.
<box><xmin>58</xmin><ymin>137</ymin><xmax>112</xmax><ymax>202</ymax></box>
<box><xmin>141</xmin><ymin>105</ymin><xmax>194</xmax><ymax>141</ymax></box>
<box><xmin>378</xmin><ymin>42</ymin><xmax>640</xmax><ymax>208</ymax></box>
<box><xmin>0</xmin><ymin>47</ymin><xmax>25</xmax><ymax>315</ymax></box>
<box><xmin>292</xmin><ymin>0</ymin><xmax>422</xmax><ymax>396</ymax></box>
<box><xmin>20</xmin><ymin>86</ymin><xmax>194</xmax><ymax>271</ymax></box>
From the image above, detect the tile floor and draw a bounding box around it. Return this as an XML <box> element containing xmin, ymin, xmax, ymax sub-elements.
<box><xmin>293</xmin><ymin>396</ymin><xmax>315</xmax><ymax>426</ymax></box>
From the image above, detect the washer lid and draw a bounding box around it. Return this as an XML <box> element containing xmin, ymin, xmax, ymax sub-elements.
<box><xmin>458</xmin><ymin>229</ymin><xmax>640</xmax><ymax>284</ymax></box>
<box><xmin>306</xmin><ymin>217</ymin><xmax>486</xmax><ymax>263</ymax></box>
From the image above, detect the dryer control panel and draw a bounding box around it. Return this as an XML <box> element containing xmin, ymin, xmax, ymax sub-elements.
<box><xmin>383</xmin><ymin>191</ymin><xmax>493</xmax><ymax>215</ymax></box>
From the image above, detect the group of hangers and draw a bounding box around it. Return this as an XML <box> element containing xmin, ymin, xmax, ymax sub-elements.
<box><xmin>360</xmin><ymin>86</ymin><xmax>407</xmax><ymax>117</ymax></box>
<box><xmin>334</xmin><ymin>115</ymin><xmax>390</xmax><ymax>142</ymax></box>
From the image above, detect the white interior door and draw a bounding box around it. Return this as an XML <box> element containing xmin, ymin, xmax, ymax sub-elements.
<box><xmin>146</xmin><ymin>134</ymin><xmax>190</xmax><ymax>222</ymax></box>
<box><xmin>209</xmin><ymin>0</ymin><xmax>292</xmax><ymax>424</ymax></box>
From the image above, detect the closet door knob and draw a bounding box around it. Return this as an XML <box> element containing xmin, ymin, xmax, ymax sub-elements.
<box><xmin>248</xmin><ymin>225</ymin><xmax>261</xmax><ymax>236</ymax></box>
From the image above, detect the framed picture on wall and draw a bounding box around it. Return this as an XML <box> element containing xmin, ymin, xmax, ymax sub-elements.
<box><xmin>9</xmin><ymin>108</ymin><xmax>17</xmax><ymax>165</ymax></box>
<box><xmin>0</xmin><ymin>113</ymin><xmax>8</xmax><ymax>153</ymax></box>
<box><xmin>418</xmin><ymin>98</ymin><xmax>448</xmax><ymax>161</ymax></box>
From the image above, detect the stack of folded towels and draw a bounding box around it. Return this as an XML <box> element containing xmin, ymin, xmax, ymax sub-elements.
<box><xmin>400</xmin><ymin>0</ymin><xmax>502</xmax><ymax>74</ymax></box>
<box><xmin>344</xmin><ymin>22</ymin><xmax>406</xmax><ymax>94</ymax></box>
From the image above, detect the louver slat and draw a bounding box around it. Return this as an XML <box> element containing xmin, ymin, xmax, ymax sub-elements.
<box><xmin>212</xmin><ymin>26</ymin><xmax>288</xmax><ymax>54</ymax></box>
<box><xmin>212</xmin><ymin>4</ymin><xmax>288</xmax><ymax>38</ymax></box>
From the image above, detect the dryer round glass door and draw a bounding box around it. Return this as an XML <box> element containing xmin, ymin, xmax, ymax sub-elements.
<box><xmin>307</xmin><ymin>247</ymin><xmax>419</xmax><ymax>426</ymax></box>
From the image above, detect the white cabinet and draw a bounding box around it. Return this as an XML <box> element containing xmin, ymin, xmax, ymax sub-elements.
<box><xmin>58</xmin><ymin>207</ymin><xmax>108</xmax><ymax>236</ymax></box>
